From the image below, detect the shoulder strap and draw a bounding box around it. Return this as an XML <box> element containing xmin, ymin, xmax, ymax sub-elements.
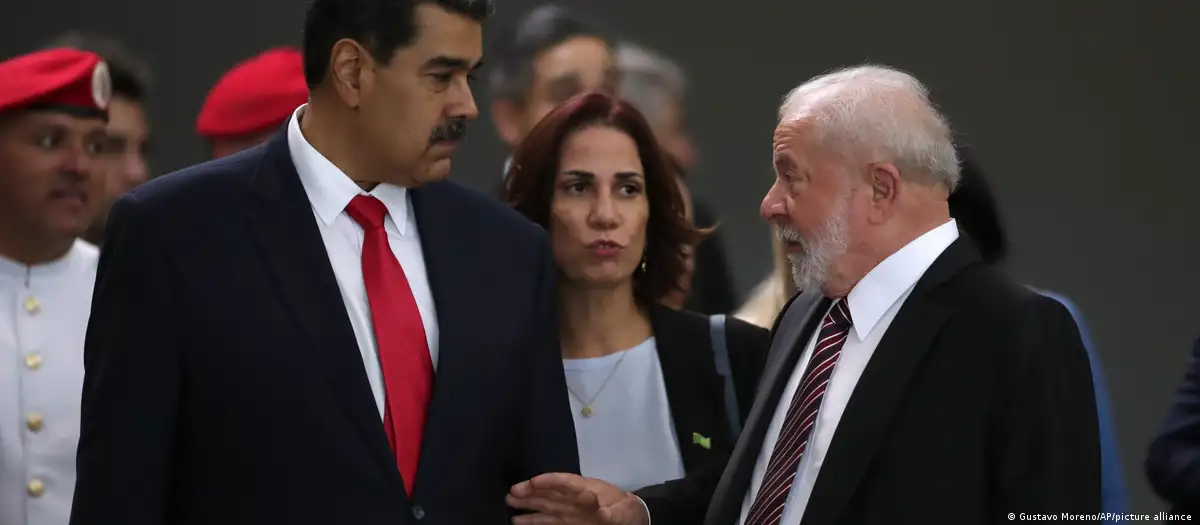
<box><xmin>709</xmin><ymin>314</ymin><xmax>742</xmax><ymax>439</ymax></box>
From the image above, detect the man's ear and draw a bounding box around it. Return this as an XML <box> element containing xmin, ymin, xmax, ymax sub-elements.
<box><xmin>866</xmin><ymin>162</ymin><xmax>901</xmax><ymax>224</ymax></box>
<box><xmin>491</xmin><ymin>99</ymin><xmax>524</xmax><ymax>148</ymax></box>
<box><xmin>329</xmin><ymin>39</ymin><xmax>372</xmax><ymax>109</ymax></box>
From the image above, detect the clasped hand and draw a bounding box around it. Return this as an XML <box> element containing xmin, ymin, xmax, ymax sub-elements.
<box><xmin>506</xmin><ymin>473</ymin><xmax>650</xmax><ymax>525</ymax></box>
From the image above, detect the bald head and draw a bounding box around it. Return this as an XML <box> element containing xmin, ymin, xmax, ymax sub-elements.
<box><xmin>778</xmin><ymin>65</ymin><xmax>959</xmax><ymax>191</ymax></box>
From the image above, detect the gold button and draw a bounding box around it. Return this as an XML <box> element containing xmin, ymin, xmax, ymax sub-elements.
<box><xmin>27</xmin><ymin>412</ymin><xmax>44</xmax><ymax>432</ymax></box>
<box><xmin>27</xmin><ymin>478</ymin><xmax>44</xmax><ymax>498</ymax></box>
<box><xmin>23</xmin><ymin>296</ymin><xmax>40</xmax><ymax>315</ymax></box>
<box><xmin>24</xmin><ymin>353</ymin><xmax>42</xmax><ymax>370</ymax></box>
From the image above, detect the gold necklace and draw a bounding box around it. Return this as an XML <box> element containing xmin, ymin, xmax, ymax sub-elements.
<box><xmin>565</xmin><ymin>349</ymin><xmax>631</xmax><ymax>417</ymax></box>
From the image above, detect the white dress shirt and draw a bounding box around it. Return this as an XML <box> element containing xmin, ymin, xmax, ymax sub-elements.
<box><xmin>563</xmin><ymin>337</ymin><xmax>687</xmax><ymax>492</ymax></box>
<box><xmin>738</xmin><ymin>219</ymin><xmax>959</xmax><ymax>525</ymax></box>
<box><xmin>288</xmin><ymin>105</ymin><xmax>440</xmax><ymax>419</ymax></box>
<box><xmin>0</xmin><ymin>240</ymin><xmax>98</xmax><ymax>525</ymax></box>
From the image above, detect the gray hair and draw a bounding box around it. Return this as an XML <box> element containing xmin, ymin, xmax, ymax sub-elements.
<box><xmin>779</xmin><ymin>64</ymin><xmax>959</xmax><ymax>190</ymax></box>
<box><xmin>615</xmin><ymin>41</ymin><xmax>686</xmax><ymax>127</ymax></box>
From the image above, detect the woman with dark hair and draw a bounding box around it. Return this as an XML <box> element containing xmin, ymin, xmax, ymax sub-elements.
<box><xmin>659</xmin><ymin>164</ymin><xmax>697</xmax><ymax>310</ymax></box>
<box><xmin>504</xmin><ymin>92</ymin><xmax>769</xmax><ymax>491</ymax></box>
<box><xmin>949</xmin><ymin>149</ymin><xmax>1129</xmax><ymax>521</ymax></box>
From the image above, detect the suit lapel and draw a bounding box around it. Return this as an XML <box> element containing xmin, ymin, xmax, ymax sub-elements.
<box><xmin>406</xmin><ymin>182</ymin><xmax>472</xmax><ymax>492</ymax></box>
<box><xmin>798</xmin><ymin>239</ymin><xmax>981</xmax><ymax>525</ymax></box>
<box><xmin>245</xmin><ymin>128</ymin><xmax>401</xmax><ymax>488</ymax></box>
<box><xmin>707</xmin><ymin>290</ymin><xmax>828</xmax><ymax>525</ymax></box>
<box><xmin>649</xmin><ymin>307</ymin><xmax>727</xmax><ymax>470</ymax></box>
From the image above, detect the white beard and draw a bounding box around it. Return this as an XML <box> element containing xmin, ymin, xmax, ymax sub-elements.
<box><xmin>776</xmin><ymin>193</ymin><xmax>851</xmax><ymax>292</ymax></box>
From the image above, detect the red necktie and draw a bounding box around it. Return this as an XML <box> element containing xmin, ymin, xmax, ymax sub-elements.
<box><xmin>744</xmin><ymin>299</ymin><xmax>853</xmax><ymax>525</ymax></box>
<box><xmin>345</xmin><ymin>194</ymin><xmax>433</xmax><ymax>496</ymax></box>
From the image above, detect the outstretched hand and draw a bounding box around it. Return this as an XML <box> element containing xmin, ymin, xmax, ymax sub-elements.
<box><xmin>507</xmin><ymin>473</ymin><xmax>650</xmax><ymax>525</ymax></box>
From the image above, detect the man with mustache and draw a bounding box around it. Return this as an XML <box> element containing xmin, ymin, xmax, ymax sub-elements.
<box><xmin>507</xmin><ymin>64</ymin><xmax>1101</xmax><ymax>525</ymax></box>
<box><xmin>0</xmin><ymin>47</ymin><xmax>109</xmax><ymax>525</ymax></box>
<box><xmin>69</xmin><ymin>0</ymin><xmax>579</xmax><ymax>524</ymax></box>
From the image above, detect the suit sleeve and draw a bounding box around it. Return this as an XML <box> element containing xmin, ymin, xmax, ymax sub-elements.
<box><xmin>1041</xmin><ymin>293</ymin><xmax>1128</xmax><ymax>514</ymax></box>
<box><xmin>70</xmin><ymin>194</ymin><xmax>181</xmax><ymax>525</ymax></box>
<box><xmin>993</xmin><ymin>296</ymin><xmax>1101</xmax><ymax>516</ymax></box>
<box><xmin>635</xmin><ymin>461</ymin><xmax>726</xmax><ymax>524</ymax></box>
<box><xmin>1145</xmin><ymin>337</ymin><xmax>1200</xmax><ymax>505</ymax></box>
<box><xmin>512</xmin><ymin>236</ymin><xmax>580</xmax><ymax>480</ymax></box>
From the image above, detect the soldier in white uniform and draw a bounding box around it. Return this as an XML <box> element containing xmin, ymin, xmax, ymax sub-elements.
<box><xmin>0</xmin><ymin>47</ymin><xmax>110</xmax><ymax>525</ymax></box>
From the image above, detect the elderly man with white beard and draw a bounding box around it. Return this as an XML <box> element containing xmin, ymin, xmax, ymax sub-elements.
<box><xmin>505</xmin><ymin>64</ymin><xmax>1102</xmax><ymax>525</ymax></box>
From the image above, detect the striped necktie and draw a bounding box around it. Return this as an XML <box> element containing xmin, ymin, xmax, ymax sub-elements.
<box><xmin>744</xmin><ymin>298</ymin><xmax>853</xmax><ymax>525</ymax></box>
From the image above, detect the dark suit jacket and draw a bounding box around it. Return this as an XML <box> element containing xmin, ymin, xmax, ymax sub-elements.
<box><xmin>643</xmin><ymin>306</ymin><xmax>770</xmax><ymax>474</ymax></box>
<box><xmin>633</xmin><ymin>306</ymin><xmax>768</xmax><ymax>517</ymax></box>
<box><xmin>644</xmin><ymin>238</ymin><xmax>1101</xmax><ymax>525</ymax></box>
<box><xmin>1145</xmin><ymin>336</ymin><xmax>1200</xmax><ymax>514</ymax></box>
<box><xmin>70</xmin><ymin>128</ymin><xmax>579</xmax><ymax>525</ymax></box>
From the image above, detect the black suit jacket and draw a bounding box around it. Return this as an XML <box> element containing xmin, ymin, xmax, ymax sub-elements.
<box><xmin>634</xmin><ymin>306</ymin><xmax>768</xmax><ymax>519</ymax></box>
<box><xmin>70</xmin><ymin>128</ymin><xmax>579</xmax><ymax>525</ymax></box>
<box><xmin>646</xmin><ymin>238</ymin><xmax>1101</xmax><ymax>525</ymax></box>
<box><xmin>643</xmin><ymin>306</ymin><xmax>770</xmax><ymax>475</ymax></box>
<box><xmin>1145</xmin><ymin>336</ymin><xmax>1200</xmax><ymax>514</ymax></box>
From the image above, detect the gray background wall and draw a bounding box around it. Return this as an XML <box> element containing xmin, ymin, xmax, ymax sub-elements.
<box><xmin>3</xmin><ymin>0</ymin><xmax>1196</xmax><ymax>514</ymax></box>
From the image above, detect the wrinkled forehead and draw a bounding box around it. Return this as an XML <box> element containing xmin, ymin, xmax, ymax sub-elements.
<box><xmin>772</xmin><ymin>119</ymin><xmax>816</xmax><ymax>160</ymax></box>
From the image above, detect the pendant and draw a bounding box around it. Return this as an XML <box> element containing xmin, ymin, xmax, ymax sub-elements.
<box><xmin>580</xmin><ymin>405</ymin><xmax>593</xmax><ymax>417</ymax></box>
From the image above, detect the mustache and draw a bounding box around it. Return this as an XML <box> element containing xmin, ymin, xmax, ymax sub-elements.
<box><xmin>430</xmin><ymin>118</ymin><xmax>467</xmax><ymax>143</ymax></box>
<box><xmin>776</xmin><ymin>226</ymin><xmax>804</xmax><ymax>244</ymax></box>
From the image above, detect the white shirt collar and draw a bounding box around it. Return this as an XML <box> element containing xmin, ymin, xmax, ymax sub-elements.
<box><xmin>0</xmin><ymin>239</ymin><xmax>96</xmax><ymax>281</ymax></box>
<box><xmin>845</xmin><ymin>219</ymin><xmax>959</xmax><ymax>340</ymax></box>
<box><xmin>287</xmin><ymin>104</ymin><xmax>411</xmax><ymax>235</ymax></box>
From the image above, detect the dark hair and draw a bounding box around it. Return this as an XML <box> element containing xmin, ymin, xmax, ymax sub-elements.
<box><xmin>947</xmin><ymin>147</ymin><xmax>1010</xmax><ymax>264</ymax></box>
<box><xmin>487</xmin><ymin>4</ymin><xmax>613</xmax><ymax>103</ymax></box>
<box><xmin>302</xmin><ymin>0</ymin><xmax>494</xmax><ymax>89</ymax></box>
<box><xmin>46</xmin><ymin>31</ymin><xmax>152</xmax><ymax>101</ymax></box>
<box><xmin>505</xmin><ymin>92</ymin><xmax>707</xmax><ymax>307</ymax></box>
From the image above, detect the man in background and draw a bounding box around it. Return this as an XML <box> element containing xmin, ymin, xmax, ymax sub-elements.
<box><xmin>1147</xmin><ymin>335</ymin><xmax>1200</xmax><ymax>515</ymax></box>
<box><xmin>49</xmin><ymin>32</ymin><xmax>152</xmax><ymax>246</ymax></box>
<box><xmin>615</xmin><ymin>41</ymin><xmax>736</xmax><ymax>315</ymax></box>
<box><xmin>196</xmin><ymin>47</ymin><xmax>308</xmax><ymax>159</ymax></box>
<box><xmin>487</xmin><ymin>3</ymin><xmax>616</xmax><ymax>187</ymax></box>
<box><xmin>0</xmin><ymin>47</ymin><xmax>109</xmax><ymax>525</ymax></box>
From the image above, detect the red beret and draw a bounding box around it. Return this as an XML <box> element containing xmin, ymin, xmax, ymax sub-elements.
<box><xmin>196</xmin><ymin>47</ymin><xmax>308</xmax><ymax>140</ymax></box>
<box><xmin>0</xmin><ymin>48</ymin><xmax>111</xmax><ymax>118</ymax></box>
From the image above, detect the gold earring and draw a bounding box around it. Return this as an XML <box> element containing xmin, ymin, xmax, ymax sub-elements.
<box><xmin>640</xmin><ymin>257</ymin><xmax>647</xmax><ymax>273</ymax></box>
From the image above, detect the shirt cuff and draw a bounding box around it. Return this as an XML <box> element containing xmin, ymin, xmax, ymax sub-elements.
<box><xmin>634</xmin><ymin>494</ymin><xmax>651</xmax><ymax>525</ymax></box>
